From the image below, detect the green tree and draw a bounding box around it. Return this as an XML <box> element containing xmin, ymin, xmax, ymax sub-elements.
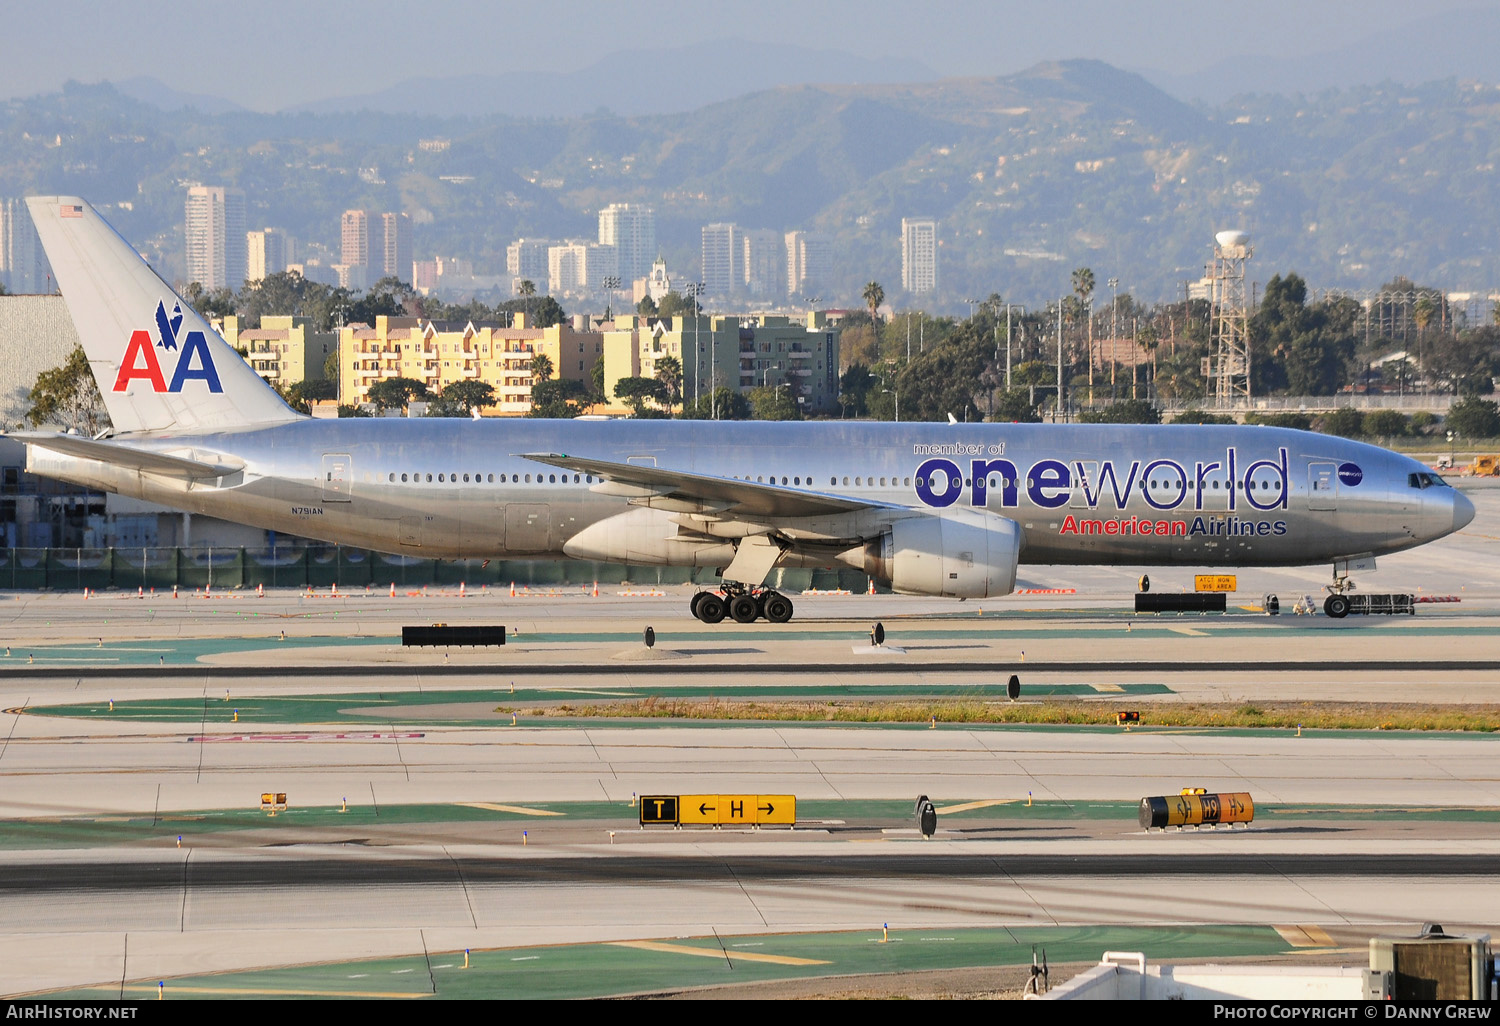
<box><xmin>1245</xmin><ymin>412</ymin><xmax>1313</xmax><ymax>430</ymax></box>
<box><xmin>181</xmin><ymin>281</ymin><xmax>235</xmax><ymax>320</ymax></box>
<box><xmin>992</xmin><ymin>388</ymin><xmax>1042</xmax><ymax>423</ymax></box>
<box><xmin>530</xmin><ymin>377</ymin><xmax>591</xmax><ymax>418</ymax></box>
<box><xmin>862</xmin><ymin>281</ymin><xmax>884</xmax><ymax>328</ymax></box>
<box><xmin>439</xmin><ymin>380</ymin><xmax>495</xmax><ymax>416</ymax></box>
<box><xmin>1317</xmin><ymin>407</ymin><xmax>1364</xmax><ymax>438</ymax></box>
<box><xmin>495</xmin><ymin>294</ymin><xmax>565</xmax><ymax>329</ymax></box>
<box><xmin>348</xmin><ymin>277</ymin><xmax>414</xmax><ymax>324</ymax></box>
<box><xmin>655</xmin><ymin>291</ymin><xmax>700</xmax><ymax>319</ymax></box>
<box><xmin>1172</xmin><ymin>410</ymin><xmax>1235</xmax><ymax>425</ymax></box>
<box><xmin>26</xmin><ymin>346</ymin><xmax>109</xmax><ymax>434</ymax></box>
<box><xmin>1446</xmin><ymin>396</ymin><xmax>1500</xmax><ymax>438</ymax></box>
<box><xmin>366</xmin><ymin>376</ymin><xmax>431</xmax><ymax>413</ymax></box>
<box><xmin>749</xmin><ymin>384</ymin><xmax>801</xmax><ymax>421</ymax></box>
<box><xmin>1250</xmin><ymin>273</ymin><xmax>1357</xmax><ymax>395</ymax></box>
<box><xmin>337</xmin><ymin>404</ymin><xmax>371</xmax><ymax>418</ymax></box>
<box><xmin>636</xmin><ymin>294</ymin><xmax>658</xmax><ymax>317</ymax></box>
<box><xmin>680</xmin><ymin>387</ymin><xmax>750</xmax><ymax>420</ymax></box>
<box><xmin>613</xmin><ymin>375</ymin><xmax>669</xmax><ymax>417</ymax></box>
<box><xmin>1363</xmin><ymin>410</ymin><xmax>1409</xmax><ymax>438</ymax></box>
<box><xmin>280</xmin><ymin>378</ymin><xmax>337</xmax><ymax>414</ymax></box>
<box><xmin>518</xmin><ymin>279</ymin><xmax>536</xmax><ymax>326</ymax></box>
<box><xmin>654</xmin><ymin>354</ymin><xmax>683</xmax><ymax>414</ymax></box>
<box><xmin>838</xmin><ymin>362</ymin><xmax>878</xmax><ymax>417</ymax></box>
<box><xmin>1077</xmin><ymin>399</ymin><xmax>1161</xmax><ymax>424</ymax></box>
<box><xmin>590</xmin><ymin>356</ymin><xmax>606</xmax><ymax>399</ymax></box>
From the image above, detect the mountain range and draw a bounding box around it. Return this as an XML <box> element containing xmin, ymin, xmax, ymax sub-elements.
<box><xmin>5</xmin><ymin>58</ymin><xmax>1499</xmax><ymax>311</ymax></box>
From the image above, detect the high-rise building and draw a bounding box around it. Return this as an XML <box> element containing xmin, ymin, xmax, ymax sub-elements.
<box><xmin>246</xmin><ymin>228</ymin><xmax>288</xmax><ymax>284</ymax></box>
<box><xmin>507</xmin><ymin>238</ymin><xmax>552</xmax><ymax>281</ymax></box>
<box><xmin>784</xmin><ymin>230</ymin><xmax>831</xmax><ymax>299</ymax></box>
<box><xmin>598</xmin><ymin>203</ymin><xmax>655</xmax><ymax>282</ymax></box>
<box><xmin>341</xmin><ymin>209</ymin><xmax>372</xmax><ymax>272</ymax></box>
<box><xmin>741</xmin><ymin>229</ymin><xmax>781</xmax><ymax>297</ymax></box>
<box><xmin>700</xmin><ymin>223</ymin><xmax>741</xmax><ymax>297</ymax></box>
<box><xmin>380</xmin><ymin>212</ymin><xmax>412</xmax><ymax>281</ymax></box>
<box><xmin>185</xmin><ymin>186</ymin><xmax>247</xmax><ymax>291</ymax></box>
<box><xmin>0</xmin><ymin>198</ymin><xmax>51</xmax><ymax>294</ymax></box>
<box><xmin>548</xmin><ymin>241</ymin><xmax>616</xmax><ymax>295</ymax></box>
<box><xmin>901</xmin><ymin>217</ymin><xmax>939</xmax><ymax>294</ymax></box>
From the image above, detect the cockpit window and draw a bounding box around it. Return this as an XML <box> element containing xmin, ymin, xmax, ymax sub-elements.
<box><xmin>1408</xmin><ymin>472</ymin><xmax>1449</xmax><ymax>489</ymax></box>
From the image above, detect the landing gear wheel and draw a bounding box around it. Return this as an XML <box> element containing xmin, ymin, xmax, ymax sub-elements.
<box><xmin>1324</xmin><ymin>594</ymin><xmax>1351</xmax><ymax>619</ymax></box>
<box><xmin>690</xmin><ymin>591</ymin><xmax>713</xmax><ymax>621</ymax></box>
<box><xmin>763</xmin><ymin>592</ymin><xmax>794</xmax><ymax>623</ymax></box>
<box><xmin>697</xmin><ymin>594</ymin><xmax>727</xmax><ymax>624</ymax></box>
<box><xmin>729</xmin><ymin>594</ymin><xmax>760</xmax><ymax>623</ymax></box>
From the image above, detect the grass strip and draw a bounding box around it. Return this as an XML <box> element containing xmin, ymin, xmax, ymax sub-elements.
<box><xmin>496</xmin><ymin>697</ymin><xmax>1500</xmax><ymax>732</ymax></box>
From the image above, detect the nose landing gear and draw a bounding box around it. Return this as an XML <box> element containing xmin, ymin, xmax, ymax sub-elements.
<box><xmin>690</xmin><ymin>583</ymin><xmax>795</xmax><ymax>623</ymax></box>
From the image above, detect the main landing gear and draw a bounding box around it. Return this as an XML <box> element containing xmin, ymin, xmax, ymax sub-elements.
<box><xmin>690</xmin><ymin>584</ymin><xmax>794</xmax><ymax>624</ymax></box>
<box><xmin>1323</xmin><ymin>564</ymin><xmax>1354</xmax><ymax>619</ymax></box>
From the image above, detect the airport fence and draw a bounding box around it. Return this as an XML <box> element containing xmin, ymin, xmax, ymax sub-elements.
<box><xmin>0</xmin><ymin>546</ymin><xmax>871</xmax><ymax>595</ymax></box>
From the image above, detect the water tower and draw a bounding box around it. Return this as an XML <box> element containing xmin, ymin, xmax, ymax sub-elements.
<box><xmin>1210</xmin><ymin>229</ymin><xmax>1252</xmax><ymax>405</ymax></box>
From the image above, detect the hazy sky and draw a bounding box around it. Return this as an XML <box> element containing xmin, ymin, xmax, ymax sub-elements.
<box><xmin>0</xmin><ymin>0</ymin><xmax>1492</xmax><ymax>110</ymax></box>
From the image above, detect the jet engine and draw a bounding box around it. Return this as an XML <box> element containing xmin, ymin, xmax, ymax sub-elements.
<box><xmin>842</xmin><ymin>509</ymin><xmax>1023</xmax><ymax>599</ymax></box>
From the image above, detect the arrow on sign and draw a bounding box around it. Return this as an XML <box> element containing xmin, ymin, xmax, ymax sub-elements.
<box><xmin>759</xmin><ymin>803</ymin><xmax>775</xmax><ymax>815</ymax></box>
<box><xmin>699</xmin><ymin>803</ymin><xmax>716</xmax><ymax>816</ymax></box>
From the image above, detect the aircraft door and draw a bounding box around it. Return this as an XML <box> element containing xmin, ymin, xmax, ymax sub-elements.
<box><xmin>1307</xmin><ymin>462</ymin><xmax>1337</xmax><ymax>510</ymax></box>
<box><xmin>321</xmin><ymin>453</ymin><xmax>352</xmax><ymax>502</ymax></box>
<box><xmin>504</xmin><ymin>504</ymin><xmax>552</xmax><ymax>553</ymax></box>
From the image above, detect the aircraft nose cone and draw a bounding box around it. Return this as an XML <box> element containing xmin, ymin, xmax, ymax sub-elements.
<box><xmin>1452</xmin><ymin>490</ymin><xmax>1476</xmax><ymax>533</ymax></box>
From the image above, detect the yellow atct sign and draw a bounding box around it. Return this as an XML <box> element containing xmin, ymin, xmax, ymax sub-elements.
<box><xmin>643</xmin><ymin>794</ymin><xmax>796</xmax><ymax>826</ymax></box>
<box><xmin>1194</xmin><ymin>575</ymin><xmax>1237</xmax><ymax>592</ymax></box>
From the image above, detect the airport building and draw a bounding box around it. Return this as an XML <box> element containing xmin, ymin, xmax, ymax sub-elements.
<box><xmin>900</xmin><ymin>217</ymin><xmax>939</xmax><ymax>294</ymax></box>
<box><xmin>184</xmin><ymin>186</ymin><xmax>246</xmax><ymax>292</ymax></box>
<box><xmin>601</xmin><ymin>313</ymin><xmax>840</xmax><ymax>416</ymax></box>
<box><xmin>219</xmin><ymin>314</ymin><xmax>336</xmax><ymax>390</ymax></box>
<box><xmin>336</xmin><ymin>313</ymin><xmax>604</xmax><ymax>415</ymax></box>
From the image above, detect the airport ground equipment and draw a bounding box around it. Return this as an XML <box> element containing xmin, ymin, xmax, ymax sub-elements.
<box><xmin>1138</xmin><ymin>791</ymin><xmax>1254</xmax><ymax>830</ymax></box>
<box><xmin>1321</xmin><ymin>592</ymin><xmax>1415</xmax><ymax>618</ymax></box>
<box><xmin>401</xmin><ymin>625</ymin><xmax>507</xmax><ymax>646</ymax></box>
<box><xmin>1365</xmin><ymin>925</ymin><xmax>1494</xmax><ymax>1000</ymax></box>
<box><xmin>1134</xmin><ymin>593</ymin><xmax>1227</xmax><ymax>614</ymax></box>
<box><xmin>638</xmin><ymin>794</ymin><xmax>795</xmax><ymax>828</ymax></box>
<box><xmin>915</xmin><ymin>795</ymin><xmax>937</xmax><ymax>837</ymax></box>
<box><xmin>1262</xmin><ymin>593</ymin><xmax>1280</xmax><ymax>614</ymax></box>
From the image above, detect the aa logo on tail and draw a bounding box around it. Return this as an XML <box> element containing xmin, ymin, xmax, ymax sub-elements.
<box><xmin>114</xmin><ymin>300</ymin><xmax>223</xmax><ymax>393</ymax></box>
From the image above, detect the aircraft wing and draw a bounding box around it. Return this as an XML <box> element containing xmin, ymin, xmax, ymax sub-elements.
<box><xmin>518</xmin><ymin>452</ymin><xmax>896</xmax><ymax>519</ymax></box>
<box><xmin>12</xmin><ymin>432</ymin><xmax>244</xmax><ymax>480</ymax></box>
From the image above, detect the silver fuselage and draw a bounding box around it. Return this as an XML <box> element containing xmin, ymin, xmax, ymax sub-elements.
<box><xmin>28</xmin><ymin>419</ymin><xmax>1470</xmax><ymax>568</ymax></box>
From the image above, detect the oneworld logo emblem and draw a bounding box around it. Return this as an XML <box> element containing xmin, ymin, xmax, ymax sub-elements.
<box><xmin>1337</xmin><ymin>462</ymin><xmax>1363</xmax><ymax>487</ymax></box>
<box><xmin>113</xmin><ymin>300</ymin><xmax>223</xmax><ymax>393</ymax></box>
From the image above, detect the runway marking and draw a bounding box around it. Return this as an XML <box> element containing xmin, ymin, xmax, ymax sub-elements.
<box><xmin>458</xmin><ymin>802</ymin><xmax>565</xmax><ymax>817</ymax></box>
<box><xmin>936</xmin><ymin>799</ymin><xmax>1016</xmax><ymax>814</ymax></box>
<box><xmin>1167</xmin><ymin>626</ymin><xmax>1208</xmax><ymax>636</ymax></box>
<box><xmin>537</xmin><ymin>688</ymin><xmax>638</xmax><ymax>698</ymax></box>
<box><xmin>1274</xmin><ymin>925</ymin><xmax>1336</xmax><ymax>947</ymax></box>
<box><xmin>1092</xmin><ymin>684</ymin><xmax>1126</xmax><ymax>692</ymax></box>
<box><xmin>610</xmin><ymin>940</ymin><xmax>829</xmax><ymax>966</ymax></box>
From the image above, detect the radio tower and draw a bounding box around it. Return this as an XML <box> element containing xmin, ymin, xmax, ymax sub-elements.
<box><xmin>1210</xmin><ymin>229</ymin><xmax>1252</xmax><ymax>406</ymax></box>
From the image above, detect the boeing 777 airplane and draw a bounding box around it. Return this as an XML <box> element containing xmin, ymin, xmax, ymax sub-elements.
<box><xmin>12</xmin><ymin>197</ymin><xmax>1475</xmax><ymax>621</ymax></box>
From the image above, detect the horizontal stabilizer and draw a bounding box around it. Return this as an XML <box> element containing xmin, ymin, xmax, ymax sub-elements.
<box><xmin>12</xmin><ymin>432</ymin><xmax>243</xmax><ymax>479</ymax></box>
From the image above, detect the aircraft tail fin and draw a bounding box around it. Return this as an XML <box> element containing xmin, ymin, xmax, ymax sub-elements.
<box><xmin>25</xmin><ymin>196</ymin><xmax>301</xmax><ymax>435</ymax></box>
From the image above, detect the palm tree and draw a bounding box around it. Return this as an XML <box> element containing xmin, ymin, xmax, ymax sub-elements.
<box><xmin>1071</xmin><ymin>267</ymin><xmax>1096</xmax><ymax>402</ymax></box>
<box><xmin>863</xmin><ymin>281</ymin><xmax>884</xmax><ymax>330</ymax></box>
<box><xmin>518</xmin><ymin>279</ymin><xmax>536</xmax><ymax>327</ymax></box>
<box><xmin>654</xmin><ymin>354</ymin><xmax>682</xmax><ymax>415</ymax></box>
<box><xmin>1413</xmin><ymin>295</ymin><xmax>1436</xmax><ymax>391</ymax></box>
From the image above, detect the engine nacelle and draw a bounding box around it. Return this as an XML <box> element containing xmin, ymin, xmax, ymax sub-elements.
<box><xmin>843</xmin><ymin>510</ymin><xmax>1022</xmax><ymax>599</ymax></box>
